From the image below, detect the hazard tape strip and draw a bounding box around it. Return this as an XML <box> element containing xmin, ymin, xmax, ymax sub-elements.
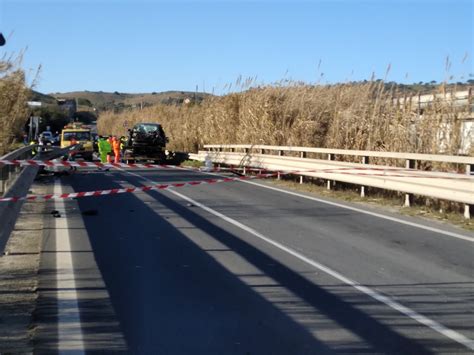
<box><xmin>0</xmin><ymin>173</ymin><xmax>277</xmax><ymax>202</ymax></box>
<box><xmin>0</xmin><ymin>159</ymin><xmax>177</xmax><ymax>170</ymax></box>
<box><xmin>1</xmin><ymin>164</ymin><xmax>472</xmax><ymax>203</ymax></box>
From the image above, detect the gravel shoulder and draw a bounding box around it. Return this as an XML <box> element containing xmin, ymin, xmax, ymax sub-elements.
<box><xmin>0</xmin><ymin>181</ymin><xmax>47</xmax><ymax>353</ymax></box>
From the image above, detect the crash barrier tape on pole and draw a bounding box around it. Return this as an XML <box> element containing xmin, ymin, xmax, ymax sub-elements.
<box><xmin>0</xmin><ymin>164</ymin><xmax>472</xmax><ymax>203</ymax></box>
<box><xmin>0</xmin><ymin>159</ymin><xmax>472</xmax><ymax>180</ymax></box>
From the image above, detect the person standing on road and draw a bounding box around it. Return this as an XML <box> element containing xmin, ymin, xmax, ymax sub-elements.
<box><xmin>97</xmin><ymin>136</ymin><xmax>110</xmax><ymax>164</ymax></box>
<box><xmin>38</xmin><ymin>134</ymin><xmax>45</xmax><ymax>153</ymax></box>
<box><xmin>112</xmin><ymin>136</ymin><xmax>121</xmax><ymax>163</ymax></box>
<box><xmin>107</xmin><ymin>136</ymin><xmax>114</xmax><ymax>163</ymax></box>
<box><xmin>119</xmin><ymin>136</ymin><xmax>127</xmax><ymax>156</ymax></box>
<box><xmin>106</xmin><ymin>136</ymin><xmax>113</xmax><ymax>163</ymax></box>
<box><xmin>29</xmin><ymin>139</ymin><xmax>38</xmax><ymax>156</ymax></box>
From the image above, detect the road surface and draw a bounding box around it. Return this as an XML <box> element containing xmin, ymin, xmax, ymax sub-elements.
<box><xmin>33</xmin><ymin>167</ymin><xmax>474</xmax><ymax>354</ymax></box>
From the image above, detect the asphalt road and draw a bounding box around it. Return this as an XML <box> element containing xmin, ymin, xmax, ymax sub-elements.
<box><xmin>34</xmin><ymin>167</ymin><xmax>474</xmax><ymax>354</ymax></box>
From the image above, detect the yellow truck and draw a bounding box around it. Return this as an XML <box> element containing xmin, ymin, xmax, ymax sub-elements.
<box><xmin>60</xmin><ymin>123</ymin><xmax>94</xmax><ymax>161</ymax></box>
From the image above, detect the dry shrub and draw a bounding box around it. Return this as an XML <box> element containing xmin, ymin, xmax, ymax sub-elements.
<box><xmin>98</xmin><ymin>80</ymin><xmax>472</xmax><ymax>157</ymax></box>
<box><xmin>0</xmin><ymin>55</ymin><xmax>31</xmax><ymax>155</ymax></box>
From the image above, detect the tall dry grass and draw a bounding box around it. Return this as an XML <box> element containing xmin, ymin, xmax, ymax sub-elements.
<box><xmin>0</xmin><ymin>55</ymin><xmax>31</xmax><ymax>155</ymax></box>
<box><xmin>98</xmin><ymin>79</ymin><xmax>472</xmax><ymax>157</ymax></box>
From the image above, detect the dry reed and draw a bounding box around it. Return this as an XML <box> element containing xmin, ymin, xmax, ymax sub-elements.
<box><xmin>0</xmin><ymin>54</ymin><xmax>31</xmax><ymax>155</ymax></box>
<box><xmin>98</xmin><ymin>79</ymin><xmax>472</xmax><ymax>159</ymax></box>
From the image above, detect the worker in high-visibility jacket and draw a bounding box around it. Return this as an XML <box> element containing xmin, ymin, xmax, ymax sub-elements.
<box><xmin>29</xmin><ymin>139</ymin><xmax>38</xmax><ymax>156</ymax></box>
<box><xmin>119</xmin><ymin>136</ymin><xmax>127</xmax><ymax>155</ymax></box>
<box><xmin>112</xmin><ymin>136</ymin><xmax>121</xmax><ymax>163</ymax></box>
<box><xmin>97</xmin><ymin>136</ymin><xmax>111</xmax><ymax>164</ymax></box>
<box><xmin>107</xmin><ymin>136</ymin><xmax>114</xmax><ymax>163</ymax></box>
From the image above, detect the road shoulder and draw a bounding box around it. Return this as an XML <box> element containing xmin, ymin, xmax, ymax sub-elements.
<box><xmin>0</xmin><ymin>180</ymin><xmax>48</xmax><ymax>353</ymax></box>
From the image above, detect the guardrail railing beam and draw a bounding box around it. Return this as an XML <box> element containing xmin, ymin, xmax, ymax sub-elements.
<box><xmin>198</xmin><ymin>144</ymin><xmax>474</xmax><ymax>219</ymax></box>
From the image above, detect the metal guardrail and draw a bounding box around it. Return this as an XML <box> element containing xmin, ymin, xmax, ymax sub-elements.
<box><xmin>193</xmin><ymin>145</ymin><xmax>474</xmax><ymax>218</ymax></box>
<box><xmin>204</xmin><ymin>144</ymin><xmax>474</xmax><ymax>165</ymax></box>
<box><xmin>0</xmin><ymin>145</ymin><xmax>38</xmax><ymax>195</ymax></box>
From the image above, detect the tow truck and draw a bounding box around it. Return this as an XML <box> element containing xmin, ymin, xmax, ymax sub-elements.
<box><xmin>60</xmin><ymin>123</ymin><xmax>94</xmax><ymax>161</ymax></box>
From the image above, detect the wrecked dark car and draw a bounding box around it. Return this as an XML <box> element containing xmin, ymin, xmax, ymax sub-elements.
<box><xmin>125</xmin><ymin>123</ymin><xmax>168</xmax><ymax>162</ymax></box>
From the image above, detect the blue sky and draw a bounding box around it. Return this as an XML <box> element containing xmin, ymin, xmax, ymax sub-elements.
<box><xmin>1</xmin><ymin>0</ymin><xmax>472</xmax><ymax>94</ymax></box>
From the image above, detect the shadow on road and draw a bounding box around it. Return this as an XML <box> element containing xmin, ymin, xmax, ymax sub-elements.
<box><xmin>50</xmin><ymin>169</ymin><xmax>441</xmax><ymax>354</ymax></box>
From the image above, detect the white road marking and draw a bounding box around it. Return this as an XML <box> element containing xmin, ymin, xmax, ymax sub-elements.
<box><xmin>121</xmin><ymin>168</ymin><xmax>474</xmax><ymax>351</ymax></box>
<box><xmin>196</xmin><ymin>169</ymin><xmax>474</xmax><ymax>243</ymax></box>
<box><xmin>54</xmin><ymin>179</ymin><xmax>85</xmax><ymax>353</ymax></box>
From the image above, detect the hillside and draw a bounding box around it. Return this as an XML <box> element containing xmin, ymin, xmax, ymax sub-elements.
<box><xmin>29</xmin><ymin>90</ymin><xmax>57</xmax><ymax>105</ymax></box>
<box><xmin>49</xmin><ymin>90</ymin><xmax>212</xmax><ymax>111</ymax></box>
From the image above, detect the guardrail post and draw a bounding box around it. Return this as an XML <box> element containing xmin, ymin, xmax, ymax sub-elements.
<box><xmin>244</xmin><ymin>148</ymin><xmax>249</xmax><ymax>154</ymax></box>
<box><xmin>299</xmin><ymin>152</ymin><xmax>306</xmax><ymax>184</ymax></box>
<box><xmin>465</xmin><ymin>164</ymin><xmax>472</xmax><ymax>219</ymax></box>
<box><xmin>230</xmin><ymin>148</ymin><xmax>235</xmax><ymax>152</ymax></box>
<box><xmin>327</xmin><ymin>153</ymin><xmax>334</xmax><ymax>190</ymax></box>
<box><xmin>278</xmin><ymin>150</ymin><xmax>284</xmax><ymax>156</ymax></box>
<box><xmin>404</xmin><ymin>159</ymin><xmax>415</xmax><ymax>207</ymax></box>
<box><xmin>260</xmin><ymin>148</ymin><xmax>264</xmax><ymax>154</ymax></box>
<box><xmin>0</xmin><ymin>165</ymin><xmax>7</xmax><ymax>195</ymax></box>
<box><xmin>360</xmin><ymin>156</ymin><xmax>369</xmax><ymax>197</ymax></box>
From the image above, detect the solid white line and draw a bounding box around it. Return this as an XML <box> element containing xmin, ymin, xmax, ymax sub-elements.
<box><xmin>196</xmin><ymin>169</ymin><xmax>474</xmax><ymax>243</ymax></box>
<box><xmin>54</xmin><ymin>180</ymin><xmax>85</xmax><ymax>353</ymax></box>
<box><xmin>121</xmin><ymin>168</ymin><xmax>474</xmax><ymax>350</ymax></box>
<box><xmin>166</xmin><ymin>188</ymin><xmax>474</xmax><ymax>351</ymax></box>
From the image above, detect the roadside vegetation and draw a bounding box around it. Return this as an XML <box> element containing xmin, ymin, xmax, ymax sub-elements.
<box><xmin>0</xmin><ymin>55</ymin><xmax>31</xmax><ymax>155</ymax></box>
<box><xmin>98</xmin><ymin>77</ymin><xmax>472</xmax><ymax>157</ymax></box>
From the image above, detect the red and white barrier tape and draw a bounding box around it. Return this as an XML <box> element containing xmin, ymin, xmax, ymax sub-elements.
<box><xmin>1</xmin><ymin>164</ymin><xmax>472</xmax><ymax>203</ymax></box>
<box><xmin>0</xmin><ymin>173</ymin><xmax>276</xmax><ymax>203</ymax></box>
<box><xmin>0</xmin><ymin>159</ymin><xmax>178</xmax><ymax>170</ymax></box>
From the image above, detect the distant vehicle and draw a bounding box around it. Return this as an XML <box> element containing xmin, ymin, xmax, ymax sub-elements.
<box><xmin>60</xmin><ymin>123</ymin><xmax>94</xmax><ymax>161</ymax></box>
<box><xmin>39</xmin><ymin>131</ymin><xmax>56</xmax><ymax>145</ymax></box>
<box><xmin>125</xmin><ymin>123</ymin><xmax>168</xmax><ymax>163</ymax></box>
